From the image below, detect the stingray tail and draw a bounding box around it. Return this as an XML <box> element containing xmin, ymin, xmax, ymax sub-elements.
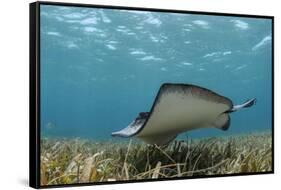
<box><xmin>242</xmin><ymin>98</ymin><xmax>256</xmax><ymax>108</ymax></box>
<box><xmin>229</xmin><ymin>98</ymin><xmax>256</xmax><ymax>112</ymax></box>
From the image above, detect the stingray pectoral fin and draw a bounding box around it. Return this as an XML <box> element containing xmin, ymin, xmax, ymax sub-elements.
<box><xmin>138</xmin><ymin>133</ymin><xmax>178</xmax><ymax>146</ymax></box>
<box><xmin>213</xmin><ymin>113</ymin><xmax>231</xmax><ymax>131</ymax></box>
<box><xmin>136</xmin><ymin>83</ymin><xmax>233</xmax><ymax>138</ymax></box>
<box><xmin>111</xmin><ymin>114</ymin><xmax>148</xmax><ymax>137</ymax></box>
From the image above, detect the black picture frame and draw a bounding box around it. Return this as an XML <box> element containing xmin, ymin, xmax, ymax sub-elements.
<box><xmin>29</xmin><ymin>1</ymin><xmax>274</xmax><ymax>189</ymax></box>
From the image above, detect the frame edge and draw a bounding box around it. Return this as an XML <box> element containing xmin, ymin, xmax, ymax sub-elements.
<box><xmin>29</xmin><ymin>1</ymin><xmax>40</xmax><ymax>189</ymax></box>
<box><xmin>32</xmin><ymin>1</ymin><xmax>274</xmax><ymax>188</ymax></box>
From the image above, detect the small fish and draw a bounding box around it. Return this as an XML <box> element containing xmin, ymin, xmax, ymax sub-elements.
<box><xmin>45</xmin><ymin>122</ymin><xmax>56</xmax><ymax>130</ymax></box>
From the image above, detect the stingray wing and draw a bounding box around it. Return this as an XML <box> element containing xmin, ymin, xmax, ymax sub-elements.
<box><xmin>135</xmin><ymin>84</ymin><xmax>233</xmax><ymax>143</ymax></box>
<box><xmin>213</xmin><ymin>113</ymin><xmax>231</xmax><ymax>131</ymax></box>
<box><xmin>112</xmin><ymin>83</ymin><xmax>233</xmax><ymax>145</ymax></box>
<box><xmin>111</xmin><ymin>112</ymin><xmax>149</xmax><ymax>137</ymax></box>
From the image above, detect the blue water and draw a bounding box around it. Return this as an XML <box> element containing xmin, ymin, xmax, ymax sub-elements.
<box><xmin>40</xmin><ymin>5</ymin><xmax>272</xmax><ymax>140</ymax></box>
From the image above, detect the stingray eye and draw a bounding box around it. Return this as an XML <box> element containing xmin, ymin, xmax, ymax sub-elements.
<box><xmin>139</xmin><ymin>112</ymin><xmax>146</xmax><ymax>117</ymax></box>
<box><xmin>138</xmin><ymin>112</ymin><xmax>149</xmax><ymax>120</ymax></box>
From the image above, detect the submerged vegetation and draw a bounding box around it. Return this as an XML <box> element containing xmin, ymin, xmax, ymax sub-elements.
<box><xmin>40</xmin><ymin>132</ymin><xmax>272</xmax><ymax>186</ymax></box>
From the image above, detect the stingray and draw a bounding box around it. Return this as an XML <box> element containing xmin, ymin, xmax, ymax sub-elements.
<box><xmin>112</xmin><ymin>83</ymin><xmax>256</xmax><ymax>145</ymax></box>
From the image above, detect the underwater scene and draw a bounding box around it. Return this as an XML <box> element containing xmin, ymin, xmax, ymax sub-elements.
<box><xmin>40</xmin><ymin>4</ymin><xmax>273</xmax><ymax>186</ymax></box>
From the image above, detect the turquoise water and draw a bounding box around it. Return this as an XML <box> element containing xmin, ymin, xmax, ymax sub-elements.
<box><xmin>40</xmin><ymin>5</ymin><xmax>272</xmax><ymax>140</ymax></box>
